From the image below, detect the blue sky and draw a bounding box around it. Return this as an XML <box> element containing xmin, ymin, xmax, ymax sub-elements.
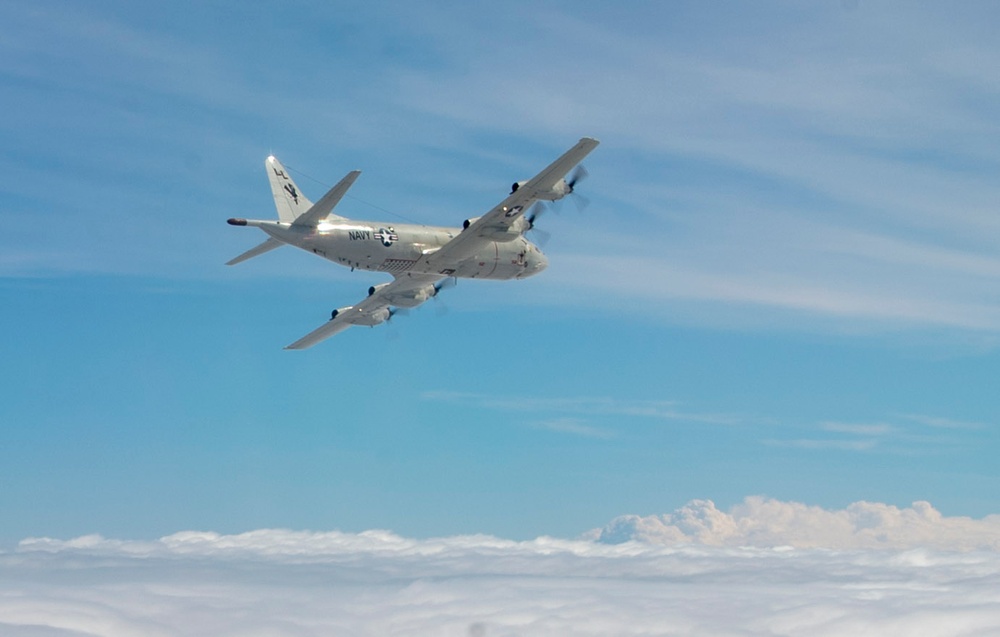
<box><xmin>3</xmin><ymin>0</ymin><xmax>1000</xmax><ymax>548</ymax></box>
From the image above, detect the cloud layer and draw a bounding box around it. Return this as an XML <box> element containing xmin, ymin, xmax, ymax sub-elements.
<box><xmin>5</xmin><ymin>498</ymin><xmax>1000</xmax><ymax>637</ymax></box>
<box><xmin>595</xmin><ymin>497</ymin><xmax>1000</xmax><ymax>550</ymax></box>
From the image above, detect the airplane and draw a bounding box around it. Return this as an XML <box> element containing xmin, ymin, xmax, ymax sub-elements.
<box><xmin>227</xmin><ymin>137</ymin><xmax>599</xmax><ymax>349</ymax></box>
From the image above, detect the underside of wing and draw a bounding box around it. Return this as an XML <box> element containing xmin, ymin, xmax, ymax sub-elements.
<box><xmin>284</xmin><ymin>274</ymin><xmax>447</xmax><ymax>350</ymax></box>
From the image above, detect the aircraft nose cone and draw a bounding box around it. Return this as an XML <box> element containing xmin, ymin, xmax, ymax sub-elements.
<box><xmin>526</xmin><ymin>251</ymin><xmax>548</xmax><ymax>277</ymax></box>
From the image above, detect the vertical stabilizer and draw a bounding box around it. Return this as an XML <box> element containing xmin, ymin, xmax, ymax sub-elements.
<box><xmin>266</xmin><ymin>156</ymin><xmax>314</xmax><ymax>223</ymax></box>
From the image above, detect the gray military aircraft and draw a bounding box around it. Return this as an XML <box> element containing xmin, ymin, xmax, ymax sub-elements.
<box><xmin>227</xmin><ymin>137</ymin><xmax>599</xmax><ymax>348</ymax></box>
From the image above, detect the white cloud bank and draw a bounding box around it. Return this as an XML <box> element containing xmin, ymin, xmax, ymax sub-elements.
<box><xmin>594</xmin><ymin>497</ymin><xmax>1000</xmax><ymax>551</ymax></box>
<box><xmin>4</xmin><ymin>499</ymin><xmax>1000</xmax><ymax>637</ymax></box>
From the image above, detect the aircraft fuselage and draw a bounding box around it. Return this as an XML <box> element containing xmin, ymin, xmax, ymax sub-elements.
<box><xmin>243</xmin><ymin>219</ymin><xmax>548</xmax><ymax>280</ymax></box>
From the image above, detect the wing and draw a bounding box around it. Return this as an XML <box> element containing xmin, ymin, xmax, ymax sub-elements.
<box><xmin>418</xmin><ymin>137</ymin><xmax>599</xmax><ymax>272</ymax></box>
<box><xmin>284</xmin><ymin>273</ymin><xmax>446</xmax><ymax>350</ymax></box>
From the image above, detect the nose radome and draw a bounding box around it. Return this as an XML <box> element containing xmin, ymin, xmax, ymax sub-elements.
<box><xmin>533</xmin><ymin>251</ymin><xmax>549</xmax><ymax>274</ymax></box>
<box><xmin>518</xmin><ymin>250</ymin><xmax>548</xmax><ymax>279</ymax></box>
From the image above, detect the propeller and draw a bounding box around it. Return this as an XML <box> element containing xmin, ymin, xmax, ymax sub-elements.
<box><xmin>566</xmin><ymin>165</ymin><xmax>590</xmax><ymax>212</ymax></box>
<box><xmin>387</xmin><ymin>307</ymin><xmax>410</xmax><ymax>321</ymax></box>
<box><xmin>525</xmin><ymin>201</ymin><xmax>551</xmax><ymax>247</ymax></box>
<box><xmin>384</xmin><ymin>307</ymin><xmax>409</xmax><ymax>340</ymax></box>
<box><xmin>432</xmin><ymin>277</ymin><xmax>457</xmax><ymax>316</ymax></box>
<box><xmin>567</xmin><ymin>165</ymin><xmax>588</xmax><ymax>191</ymax></box>
<box><xmin>434</xmin><ymin>276</ymin><xmax>458</xmax><ymax>296</ymax></box>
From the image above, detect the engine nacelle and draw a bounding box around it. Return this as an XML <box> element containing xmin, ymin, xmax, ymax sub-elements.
<box><xmin>474</xmin><ymin>216</ymin><xmax>529</xmax><ymax>242</ymax></box>
<box><xmin>464</xmin><ymin>216</ymin><xmax>529</xmax><ymax>243</ymax></box>
<box><xmin>354</xmin><ymin>307</ymin><xmax>390</xmax><ymax>326</ymax></box>
<box><xmin>331</xmin><ymin>305</ymin><xmax>389</xmax><ymax>326</ymax></box>
<box><xmin>381</xmin><ymin>283</ymin><xmax>438</xmax><ymax>308</ymax></box>
<box><xmin>370</xmin><ymin>281</ymin><xmax>442</xmax><ymax>309</ymax></box>
<box><xmin>330</xmin><ymin>306</ymin><xmax>352</xmax><ymax>320</ymax></box>
<box><xmin>510</xmin><ymin>179</ymin><xmax>572</xmax><ymax>201</ymax></box>
<box><xmin>537</xmin><ymin>178</ymin><xmax>572</xmax><ymax>201</ymax></box>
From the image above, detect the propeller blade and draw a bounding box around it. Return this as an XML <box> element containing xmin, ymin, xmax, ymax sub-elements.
<box><xmin>530</xmin><ymin>227</ymin><xmax>552</xmax><ymax>247</ymax></box>
<box><xmin>567</xmin><ymin>165</ymin><xmax>589</xmax><ymax>190</ymax></box>
<box><xmin>433</xmin><ymin>278</ymin><xmax>456</xmax><ymax>316</ymax></box>
<box><xmin>388</xmin><ymin>307</ymin><xmax>410</xmax><ymax>320</ymax></box>
<box><xmin>434</xmin><ymin>276</ymin><xmax>458</xmax><ymax>295</ymax></box>
<box><xmin>524</xmin><ymin>201</ymin><xmax>552</xmax><ymax>246</ymax></box>
<box><xmin>526</xmin><ymin>201</ymin><xmax>548</xmax><ymax>228</ymax></box>
<box><xmin>571</xmin><ymin>192</ymin><xmax>590</xmax><ymax>213</ymax></box>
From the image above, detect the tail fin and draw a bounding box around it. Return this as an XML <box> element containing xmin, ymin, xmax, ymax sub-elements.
<box><xmin>266</xmin><ymin>156</ymin><xmax>314</xmax><ymax>223</ymax></box>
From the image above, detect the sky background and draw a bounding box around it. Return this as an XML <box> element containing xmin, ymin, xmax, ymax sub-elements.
<box><xmin>3</xmin><ymin>0</ymin><xmax>1000</xmax><ymax>554</ymax></box>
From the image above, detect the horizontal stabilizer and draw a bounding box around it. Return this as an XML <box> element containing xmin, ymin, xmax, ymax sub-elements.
<box><xmin>292</xmin><ymin>170</ymin><xmax>361</xmax><ymax>228</ymax></box>
<box><xmin>226</xmin><ymin>237</ymin><xmax>284</xmax><ymax>266</ymax></box>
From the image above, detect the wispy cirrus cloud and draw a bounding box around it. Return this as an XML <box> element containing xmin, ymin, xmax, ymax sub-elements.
<box><xmin>530</xmin><ymin>417</ymin><xmax>615</xmax><ymax>439</ymax></box>
<box><xmin>545</xmin><ymin>250</ymin><xmax>1000</xmax><ymax>334</ymax></box>
<box><xmin>421</xmin><ymin>390</ymin><xmax>738</xmax><ymax>427</ymax></box>
<box><xmin>763</xmin><ymin>413</ymin><xmax>988</xmax><ymax>455</ymax></box>
<box><xmin>424</xmin><ymin>390</ymin><xmax>989</xmax><ymax>455</ymax></box>
<box><xmin>391</xmin><ymin>3</ymin><xmax>1000</xmax><ymax>336</ymax></box>
<box><xmin>6</xmin><ymin>2</ymin><xmax>1000</xmax><ymax>340</ymax></box>
<box><xmin>820</xmin><ymin>421</ymin><xmax>898</xmax><ymax>436</ymax></box>
<box><xmin>764</xmin><ymin>437</ymin><xmax>880</xmax><ymax>452</ymax></box>
<box><xmin>899</xmin><ymin>413</ymin><xmax>988</xmax><ymax>430</ymax></box>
